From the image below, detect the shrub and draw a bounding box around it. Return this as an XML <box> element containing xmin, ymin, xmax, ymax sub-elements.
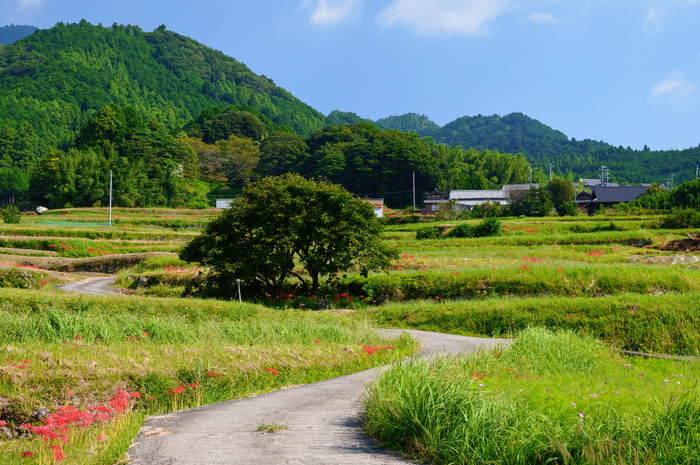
<box><xmin>448</xmin><ymin>223</ymin><xmax>473</xmax><ymax>238</ymax></box>
<box><xmin>0</xmin><ymin>204</ymin><xmax>21</xmax><ymax>224</ymax></box>
<box><xmin>660</xmin><ymin>207</ymin><xmax>700</xmax><ymax>229</ymax></box>
<box><xmin>416</xmin><ymin>226</ymin><xmax>442</xmax><ymax>240</ymax></box>
<box><xmin>472</xmin><ymin>217</ymin><xmax>502</xmax><ymax>237</ymax></box>
<box><xmin>445</xmin><ymin>218</ymin><xmax>502</xmax><ymax>239</ymax></box>
<box><xmin>556</xmin><ymin>202</ymin><xmax>578</xmax><ymax>217</ymax></box>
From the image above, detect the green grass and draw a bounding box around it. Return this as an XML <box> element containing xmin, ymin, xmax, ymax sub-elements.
<box><xmin>0</xmin><ymin>288</ymin><xmax>418</xmax><ymax>464</ymax></box>
<box><xmin>363</xmin><ymin>327</ymin><xmax>700</xmax><ymax>464</ymax></box>
<box><xmin>363</xmin><ymin>293</ymin><xmax>700</xmax><ymax>355</ymax></box>
<box><xmin>1</xmin><ymin>209</ymin><xmax>699</xmax><ymax>463</ymax></box>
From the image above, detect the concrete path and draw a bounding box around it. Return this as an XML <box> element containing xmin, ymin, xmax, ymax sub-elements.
<box><xmin>55</xmin><ymin>276</ymin><xmax>118</xmax><ymax>295</ymax></box>
<box><xmin>127</xmin><ymin>330</ymin><xmax>508</xmax><ymax>465</ymax></box>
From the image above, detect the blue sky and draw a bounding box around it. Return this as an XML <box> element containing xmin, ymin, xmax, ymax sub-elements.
<box><xmin>3</xmin><ymin>0</ymin><xmax>700</xmax><ymax>151</ymax></box>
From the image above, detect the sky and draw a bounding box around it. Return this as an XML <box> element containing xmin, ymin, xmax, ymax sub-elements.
<box><xmin>2</xmin><ymin>0</ymin><xmax>700</xmax><ymax>151</ymax></box>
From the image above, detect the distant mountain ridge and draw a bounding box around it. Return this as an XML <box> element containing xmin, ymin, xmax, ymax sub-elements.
<box><xmin>375</xmin><ymin>111</ymin><xmax>699</xmax><ymax>185</ymax></box>
<box><xmin>0</xmin><ymin>24</ymin><xmax>37</xmax><ymax>44</ymax></box>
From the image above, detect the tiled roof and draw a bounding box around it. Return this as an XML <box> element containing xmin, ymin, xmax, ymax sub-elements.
<box><xmin>591</xmin><ymin>186</ymin><xmax>648</xmax><ymax>203</ymax></box>
<box><xmin>502</xmin><ymin>183</ymin><xmax>539</xmax><ymax>192</ymax></box>
<box><xmin>449</xmin><ymin>190</ymin><xmax>509</xmax><ymax>200</ymax></box>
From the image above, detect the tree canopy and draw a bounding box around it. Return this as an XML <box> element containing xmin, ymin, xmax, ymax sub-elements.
<box><xmin>179</xmin><ymin>174</ymin><xmax>396</xmax><ymax>297</ymax></box>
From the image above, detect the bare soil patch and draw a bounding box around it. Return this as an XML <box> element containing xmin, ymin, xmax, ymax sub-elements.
<box><xmin>628</xmin><ymin>254</ymin><xmax>700</xmax><ymax>265</ymax></box>
<box><xmin>663</xmin><ymin>238</ymin><xmax>700</xmax><ymax>253</ymax></box>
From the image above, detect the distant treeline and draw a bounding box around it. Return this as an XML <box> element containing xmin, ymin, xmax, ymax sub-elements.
<box><xmin>11</xmin><ymin>103</ymin><xmax>532</xmax><ymax>209</ymax></box>
<box><xmin>0</xmin><ymin>24</ymin><xmax>37</xmax><ymax>45</ymax></box>
<box><xmin>364</xmin><ymin>112</ymin><xmax>700</xmax><ymax>185</ymax></box>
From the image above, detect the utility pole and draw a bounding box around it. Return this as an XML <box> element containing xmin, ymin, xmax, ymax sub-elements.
<box><xmin>108</xmin><ymin>170</ymin><xmax>113</xmax><ymax>227</ymax></box>
<box><xmin>696</xmin><ymin>165</ymin><xmax>698</xmax><ymax>181</ymax></box>
<box><xmin>412</xmin><ymin>172</ymin><xmax>416</xmax><ymax>214</ymax></box>
<box><xmin>549</xmin><ymin>164</ymin><xmax>553</xmax><ymax>181</ymax></box>
<box><xmin>529</xmin><ymin>166</ymin><xmax>532</xmax><ymax>184</ymax></box>
<box><xmin>600</xmin><ymin>165</ymin><xmax>611</xmax><ymax>187</ymax></box>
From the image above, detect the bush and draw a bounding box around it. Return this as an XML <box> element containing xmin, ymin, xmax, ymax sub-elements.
<box><xmin>0</xmin><ymin>204</ymin><xmax>21</xmax><ymax>224</ymax></box>
<box><xmin>448</xmin><ymin>223</ymin><xmax>473</xmax><ymax>238</ymax></box>
<box><xmin>660</xmin><ymin>207</ymin><xmax>700</xmax><ymax>229</ymax></box>
<box><xmin>446</xmin><ymin>218</ymin><xmax>502</xmax><ymax>239</ymax></box>
<box><xmin>472</xmin><ymin>217</ymin><xmax>502</xmax><ymax>237</ymax></box>
<box><xmin>416</xmin><ymin>226</ymin><xmax>442</xmax><ymax>240</ymax></box>
<box><xmin>556</xmin><ymin>202</ymin><xmax>577</xmax><ymax>217</ymax></box>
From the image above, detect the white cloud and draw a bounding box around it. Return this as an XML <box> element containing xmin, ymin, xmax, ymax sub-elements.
<box><xmin>527</xmin><ymin>12</ymin><xmax>560</xmax><ymax>24</ymax></box>
<box><xmin>377</xmin><ymin>0</ymin><xmax>513</xmax><ymax>35</ymax></box>
<box><xmin>16</xmin><ymin>0</ymin><xmax>44</xmax><ymax>8</ymax></box>
<box><xmin>644</xmin><ymin>6</ymin><xmax>665</xmax><ymax>30</ymax></box>
<box><xmin>6</xmin><ymin>0</ymin><xmax>45</xmax><ymax>23</ymax></box>
<box><xmin>303</xmin><ymin>0</ymin><xmax>363</xmax><ymax>25</ymax></box>
<box><xmin>652</xmin><ymin>71</ymin><xmax>694</xmax><ymax>99</ymax></box>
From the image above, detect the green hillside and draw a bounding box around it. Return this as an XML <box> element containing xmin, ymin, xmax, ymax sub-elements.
<box><xmin>327</xmin><ymin>110</ymin><xmax>382</xmax><ymax>127</ymax></box>
<box><xmin>376</xmin><ymin>113</ymin><xmax>440</xmax><ymax>136</ymax></box>
<box><xmin>0</xmin><ymin>24</ymin><xmax>37</xmax><ymax>44</ymax></box>
<box><xmin>0</xmin><ymin>20</ymin><xmax>329</xmax><ymax>169</ymax></box>
<box><xmin>379</xmin><ymin>112</ymin><xmax>700</xmax><ymax>185</ymax></box>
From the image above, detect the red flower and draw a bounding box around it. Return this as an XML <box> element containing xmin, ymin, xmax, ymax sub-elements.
<box><xmin>143</xmin><ymin>332</ymin><xmax>150</xmax><ymax>336</ymax></box>
<box><xmin>75</xmin><ymin>334</ymin><xmax>82</xmax><ymax>339</ymax></box>
<box><xmin>314</xmin><ymin>339</ymin><xmax>320</xmax><ymax>343</ymax></box>
<box><xmin>22</xmin><ymin>451</ymin><xmax>33</xmax><ymax>458</ymax></box>
<box><xmin>265</xmin><ymin>368</ymin><xmax>279</xmax><ymax>376</ymax></box>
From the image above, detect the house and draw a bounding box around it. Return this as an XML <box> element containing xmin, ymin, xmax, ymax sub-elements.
<box><xmin>581</xmin><ymin>178</ymin><xmax>619</xmax><ymax>189</ymax></box>
<box><xmin>502</xmin><ymin>183</ymin><xmax>539</xmax><ymax>195</ymax></box>
<box><xmin>363</xmin><ymin>198</ymin><xmax>384</xmax><ymax>218</ymax></box>
<box><xmin>449</xmin><ymin>189</ymin><xmax>510</xmax><ymax>211</ymax></box>
<box><xmin>215</xmin><ymin>198</ymin><xmax>234</xmax><ymax>209</ymax></box>
<box><xmin>502</xmin><ymin>184</ymin><xmax>540</xmax><ymax>203</ymax></box>
<box><xmin>575</xmin><ymin>190</ymin><xmax>593</xmax><ymax>213</ymax></box>
<box><xmin>585</xmin><ymin>186</ymin><xmax>648</xmax><ymax>215</ymax></box>
<box><xmin>422</xmin><ymin>188</ymin><xmax>449</xmax><ymax>215</ymax></box>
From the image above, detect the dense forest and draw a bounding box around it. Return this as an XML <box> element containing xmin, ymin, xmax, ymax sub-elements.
<box><xmin>0</xmin><ymin>25</ymin><xmax>37</xmax><ymax>45</ymax></box>
<box><xmin>0</xmin><ymin>20</ymin><xmax>329</xmax><ymax>171</ymax></box>
<box><xmin>377</xmin><ymin>112</ymin><xmax>700</xmax><ymax>185</ymax></box>
<box><xmin>16</xmin><ymin>102</ymin><xmax>530</xmax><ymax>209</ymax></box>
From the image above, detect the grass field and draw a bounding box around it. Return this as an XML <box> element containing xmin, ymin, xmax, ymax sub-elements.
<box><xmin>0</xmin><ymin>208</ymin><xmax>699</xmax><ymax>464</ymax></box>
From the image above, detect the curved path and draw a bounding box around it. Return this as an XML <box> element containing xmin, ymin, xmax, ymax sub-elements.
<box><xmin>127</xmin><ymin>330</ymin><xmax>508</xmax><ymax>465</ymax></box>
<box><xmin>55</xmin><ymin>276</ymin><xmax>119</xmax><ymax>295</ymax></box>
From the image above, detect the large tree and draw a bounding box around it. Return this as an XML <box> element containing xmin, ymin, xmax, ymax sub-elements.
<box><xmin>547</xmin><ymin>178</ymin><xmax>575</xmax><ymax>209</ymax></box>
<box><xmin>180</xmin><ymin>173</ymin><xmax>396</xmax><ymax>297</ymax></box>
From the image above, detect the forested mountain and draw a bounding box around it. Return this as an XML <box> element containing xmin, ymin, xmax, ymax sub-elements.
<box><xmin>0</xmin><ymin>20</ymin><xmax>329</xmax><ymax>170</ymax></box>
<box><xmin>379</xmin><ymin>112</ymin><xmax>700</xmax><ymax>185</ymax></box>
<box><xmin>0</xmin><ymin>25</ymin><xmax>37</xmax><ymax>44</ymax></box>
<box><xmin>327</xmin><ymin>110</ymin><xmax>381</xmax><ymax>127</ymax></box>
<box><xmin>376</xmin><ymin>113</ymin><xmax>440</xmax><ymax>136</ymax></box>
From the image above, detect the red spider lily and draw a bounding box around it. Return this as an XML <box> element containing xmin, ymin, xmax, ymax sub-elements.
<box><xmin>0</xmin><ymin>420</ymin><xmax>6</xmax><ymax>427</ymax></box>
<box><xmin>206</xmin><ymin>371</ymin><xmax>222</xmax><ymax>377</ymax></box>
<box><xmin>22</xmin><ymin>451</ymin><xmax>33</xmax><ymax>457</ymax></box>
<box><xmin>74</xmin><ymin>335</ymin><xmax>82</xmax><ymax>339</ymax></box>
<box><xmin>265</xmin><ymin>368</ymin><xmax>279</xmax><ymax>376</ymax></box>
<box><xmin>143</xmin><ymin>332</ymin><xmax>150</xmax><ymax>336</ymax></box>
<box><xmin>49</xmin><ymin>444</ymin><xmax>65</xmax><ymax>461</ymax></box>
<box><xmin>314</xmin><ymin>339</ymin><xmax>320</xmax><ymax>343</ymax></box>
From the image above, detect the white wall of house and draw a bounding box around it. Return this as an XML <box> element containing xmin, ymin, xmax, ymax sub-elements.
<box><xmin>215</xmin><ymin>198</ymin><xmax>233</xmax><ymax>209</ymax></box>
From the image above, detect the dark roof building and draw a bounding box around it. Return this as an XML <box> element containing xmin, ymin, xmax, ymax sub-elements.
<box><xmin>586</xmin><ymin>186</ymin><xmax>648</xmax><ymax>215</ymax></box>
